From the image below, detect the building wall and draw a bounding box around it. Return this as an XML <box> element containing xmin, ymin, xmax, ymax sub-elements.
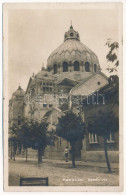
<box><xmin>56</xmin><ymin>71</ymin><xmax>93</xmax><ymax>82</ymax></box>
<box><xmin>9</xmin><ymin>96</ymin><xmax>24</xmax><ymax>128</ymax></box>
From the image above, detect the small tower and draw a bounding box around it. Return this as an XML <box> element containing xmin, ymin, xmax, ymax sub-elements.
<box><xmin>9</xmin><ymin>85</ymin><xmax>25</xmax><ymax>128</ymax></box>
<box><xmin>64</xmin><ymin>25</ymin><xmax>80</xmax><ymax>41</ymax></box>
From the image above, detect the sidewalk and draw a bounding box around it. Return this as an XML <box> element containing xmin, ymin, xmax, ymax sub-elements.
<box><xmin>9</xmin><ymin>157</ymin><xmax>119</xmax><ymax>169</ymax></box>
<box><xmin>9</xmin><ymin>157</ymin><xmax>119</xmax><ymax>186</ymax></box>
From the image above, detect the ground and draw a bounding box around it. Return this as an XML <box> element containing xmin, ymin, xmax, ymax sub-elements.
<box><xmin>9</xmin><ymin>157</ymin><xmax>119</xmax><ymax>186</ymax></box>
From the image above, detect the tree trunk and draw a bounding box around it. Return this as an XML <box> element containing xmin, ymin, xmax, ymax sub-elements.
<box><xmin>13</xmin><ymin>146</ymin><xmax>16</xmax><ymax>161</ymax></box>
<box><xmin>38</xmin><ymin>148</ymin><xmax>43</xmax><ymax>164</ymax></box>
<box><xmin>26</xmin><ymin>148</ymin><xmax>28</xmax><ymax>162</ymax></box>
<box><xmin>71</xmin><ymin>143</ymin><xmax>76</xmax><ymax>168</ymax></box>
<box><xmin>104</xmin><ymin>137</ymin><xmax>111</xmax><ymax>173</ymax></box>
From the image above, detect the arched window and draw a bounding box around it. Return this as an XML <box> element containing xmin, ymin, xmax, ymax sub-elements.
<box><xmin>74</xmin><ymin>61</ymin><xmax>80</xmax><ymax>71</ymax></box>
<box><xmin>94</xmin><ymin>64</ymin><xmax>97</xmax><ymax>72</ymax></box>
<box><xmin>53</xmin><ymin>64</ymin><xmax>57</xmax><ymax>74</ymax></box>
<box><xmin>85</xmin><ymin>62</ymin><xmax>90</xmax><ymax>72</ymax></box>
<box><xmin>63</xmin><ymin>62</ymin><xmax>68</xmax><ymax>72</ymax></box>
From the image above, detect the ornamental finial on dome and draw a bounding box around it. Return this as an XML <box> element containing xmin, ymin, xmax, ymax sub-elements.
<box><xmin>64</xmin><ymin>25</ymin><xmax>80</xmax><ymax>42</ymax></box>
<box><xmin>18</xmin><ymin>84</ymin><xmax>22</xmax><ymax>90</ymax></box>
<box><xmin>70</xmin><ymin>20</ymin><xmax>73</xmax><ymax>29</ymax></box>
<box><xmin>41</xmin><ymin>63</ymin><xmax>45</xmax><ymax>71</ymax></box>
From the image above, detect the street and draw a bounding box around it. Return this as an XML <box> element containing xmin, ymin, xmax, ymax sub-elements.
<box><xmin>9</xmin><ymin>158</ymin><xmax>119</xmax><ymax>186</ymax></box>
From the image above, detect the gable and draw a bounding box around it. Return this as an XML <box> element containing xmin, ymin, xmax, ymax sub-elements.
<box><xmin>70</xmin><ymin>72</ymin><xmax>109</xmax><ymax>96</ymax></box>
<box><xmin>58</xmin><ymin>78</ymin><xmax>78</xmax><ymax>86</ymax></box>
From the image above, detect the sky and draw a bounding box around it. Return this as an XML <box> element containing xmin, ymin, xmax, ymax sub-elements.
<box><xmin>7</xmin><ymin>3</ymin><xmax>122</xmax><ymax>98</ymax></box>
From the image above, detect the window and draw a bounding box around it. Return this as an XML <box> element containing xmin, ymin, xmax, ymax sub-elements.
<box><xmin>63</xmin><ymin>62</ymin><xmax>68</xmax><ymax>72</ymax></box>
<box><xmin>18</xmin><ymin>115</ymin><xmax>21</xmax><ymax>126</ymax></box>
<box><xmin>107</xmin><ymin>133</ymin><xmax>115</xmax><ymax>143</ymax></box>
<box><xmin>89</xmin><ymin>133</ymin><xmax>98</xmax><ymax>144</ymax></box>
<box><xmin>74</xmin><ymin>61</ymin><xmax>80</xmax><ymax>71</ymax></box>
<box><xmin>49</xmin><ymin>88</ymin><xmax>52</xmax><ymax>92</ymax></box>
<box><xmin>30</xmin><ymin>88</ymin><xmax>35</xmax><ymax>98</ymax></box>
<box><xmin>43</xmin><ymin>103</ymin><xmax>47</xmax><ymax>108</ymax></box>
<box><xmin>94</xmin><ymin>64</ymin><xmax>97</xmax><ymax>72</ymax></box>
<box><xmin>49</xmin><ymin>104</ymin><xmax>53</xmax><ymax>108</ymax></box>
<box><xmin>70</xmin><ymin>33</ymin><xmax>73</xmax><ymax>37</ymax></box>
<box><xmin>53</xmin><ymin>64</ymin><xmax>57</xmax><ymax>74</ymax></box>
<box><xmin>85</xmin><ymin>62</ymin><xmax>90</xmax><ymax>72</ymax></box>
<box><xmin>46</xmin><ymin>87</ymin><xmax>49</xmax><ymax>92</ymax></box>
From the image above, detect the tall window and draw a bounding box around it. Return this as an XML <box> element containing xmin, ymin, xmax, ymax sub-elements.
<box><xmin>85</xmin><ymin>62</ymin><xmax>90</xmax><ymax>72</ymax></box>
<box><xmin>63</xmin><ymin>62</ymin><xmax>68</xmax><ymax>72</ymax></box>
<box><xmin>107</xmin><ymin>133</ymin><xmax>115</xmax><ymax>143</ymax></box>
<box><xmin>30</xmin><ymin>88</ymin><xmax>35</xmax><ymax>98</ymax></box>
<box><xmin>53</xmin><ymin>64</ymin><xmax>57</xmax><ymax>74</ymax></box>
<box><xmin>89</xmin><ymin>133</ymin><xmax>98</xmax><ymax>143</ymax></box>
<box><xmin>74</xmin><ymin>61</ymin><xmax>80</xmax><ymax>71</ymax></box>
<box><xmin>18</xmin><ymin>115</ymin><xmax>21</xmax><ymax>126</ymax></box>
<box><xmin>94</xmin><ymin>64</ymin><xmax>97</xmax><ymax>72</ymax></box>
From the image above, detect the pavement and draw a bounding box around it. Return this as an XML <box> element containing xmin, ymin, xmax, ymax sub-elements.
<box><xmin>9</xmin><ymin>157</ymin><xmax>119</xmax><ymax>186</ymax></box>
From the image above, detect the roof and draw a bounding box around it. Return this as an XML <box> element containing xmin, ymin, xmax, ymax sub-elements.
<box><xmin>12</xmin><ymin>86</ymin><xmax>25</xmax><ymax>98</ymax></box>
<box><xmin>25</xmin><ymin>69</ymin><xmax>56</xmax><ymax>93</ymax></box>
<box><xmin>47</xmin><ymin>26</ymin><xmax>99</xmax><ymax>68</ymax></box>
<box><xmin>43</xmin><ymin>107</ymin><xmax>63</xmax><ymax>120</ymax></box>
<box><xmin>43</xmin><ymin>110</ymin><xmax>53</xmax><ymax>119</ymax></box>
<box><xmin>35</xmin><ymin>70</ymin><xmax>54</xmax><ymax>79</ymax></box>
<box><xmin>69</xmin><ymin>72</ymin><xmax>108</xmax><ymax>95</ymax></box>
<box><xmin>57</xmin><ymin>78</ymin><xmax>79</xmax><ymax>86</ymax></box>
<box><xmin>47</xmin><ymin>39</ymin><xmax>99</xmax><ymax>68</ymax></box>
<box><xmin>82</xmin><ymin>82</ymin><xmax>119</xmax><ymax>106</ymax></box>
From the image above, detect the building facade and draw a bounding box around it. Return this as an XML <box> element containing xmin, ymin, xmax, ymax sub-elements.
<box><xmin>9</xmin><ymin>25</ymin><xmax>119</xmax><ymax>161</ymax></box>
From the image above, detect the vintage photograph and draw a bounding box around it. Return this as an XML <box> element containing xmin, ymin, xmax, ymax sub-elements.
<box><xmin>3</xmin><ymin>3</ymin><xmax>123</xmax><ymax>191</ymax></box>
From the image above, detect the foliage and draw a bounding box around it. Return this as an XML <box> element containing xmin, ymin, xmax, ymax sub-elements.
<box><xmin>56</xmin><ymin>111</ymin><xmax>86</xmax><ymax>167</ymax></box>
<box><xmin>9</xmin><ymin>120</ymin><xmax>55</xmax><ymax>163</ymax></box>
<box><xmin>105</xmin><ymin>39</ymin><xmax>119</xmax><ymax>73</ymax></box>
<box><xmin>87</xmin><ymin>110</ymin><xmax>119</xmax><ymax>139</ymax></box>
<box><xmin>56</xmin><ymin>111</ymin><xmax>85</xmax><ymax>143</ymax></box>
<box><xmin>87</xmin><ymin>110</ymin><xmax>119</xmax><ymax>172</ymax></box>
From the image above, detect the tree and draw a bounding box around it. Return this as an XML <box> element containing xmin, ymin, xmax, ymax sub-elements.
<box><xmin>19</xmin><ymin>122</ymin><xmax>32</xmax><ymax>162</ymax></box>
<box><xmin>9</xmin><ymin>120</ymin><xmax>55</xmax><ymax>164</ymax></box>
<box><xmin>87</xmin><ymin>110</ymin><xmax>119</xmax><ymax>173</ymax></box>
<box><xmin>56</xmin><ymin>111</ymin><xmax>86</xmax><ymax>168</ymax></box>
<box><xmin>105</xmin><ymin>39</ymin><xmax>119</xmax><ymax>73</ymax></box>
<box><xmin>23</xmin><ymin>120</ymin><xmax>49</xmax><ymax>164</ymax></box>
<box><xmin>9</xmin><ymin>124</ymin><xmax>18</xmax><ymax>161</ymax></box>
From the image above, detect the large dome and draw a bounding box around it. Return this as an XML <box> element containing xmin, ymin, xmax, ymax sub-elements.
<box><xmin>47</xmin><ymin>25</ymin><xmax>100</xmax><ymax>81</ymax></box>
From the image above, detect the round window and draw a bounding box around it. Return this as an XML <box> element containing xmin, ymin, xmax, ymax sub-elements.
<box><xmin>70</xmin><ymin>33</ymin><xmax>73</xmax><ymax>37</ymax></box>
